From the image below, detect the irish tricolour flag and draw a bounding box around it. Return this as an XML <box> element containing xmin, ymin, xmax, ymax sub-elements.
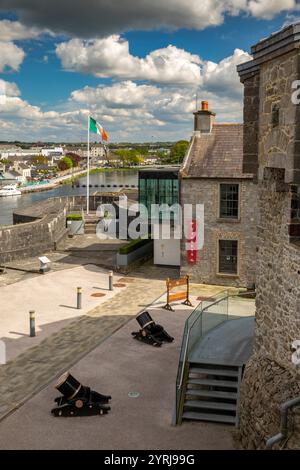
<box><xmin>89</xmin><ymin>116</ymin><xmax>109</xmax><ymax>141</ymax></box>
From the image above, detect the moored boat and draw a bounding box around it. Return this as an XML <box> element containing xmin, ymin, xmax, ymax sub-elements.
<box><xmin>0</xmin><ymin>184</ymin><xmax>22</xmax><ymax>197</ymax></box>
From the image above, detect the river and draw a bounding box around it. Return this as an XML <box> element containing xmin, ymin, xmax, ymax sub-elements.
<box><xmin>0</xmin><ymin>170</ymin><xmax>138</xmax><ymax>226</ymax></box>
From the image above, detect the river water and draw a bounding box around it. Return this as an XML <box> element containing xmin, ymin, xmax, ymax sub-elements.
<box><xmin>0</xmin><ymin>170</ymin><xmax>138</xmax><ymax>226</ymax></box>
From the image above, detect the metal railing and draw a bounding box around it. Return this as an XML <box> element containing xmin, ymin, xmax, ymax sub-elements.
<box><xmin>266</xmin><ymin>396</ymin><xmax>300</xmax><ymax>449</ymax></box>
<box><xmin>175</xmin><ymin>290</ymin><xmax>229</xmax><ymax>425</ymax></box>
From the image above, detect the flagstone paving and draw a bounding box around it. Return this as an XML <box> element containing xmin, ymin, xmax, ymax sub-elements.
<box><xmin>0</xmin><ymin>253</ymin><xmax>251</xmax><ymax>426</ymax></box>
<box><xmin>0</xmin><ymin>276</ymin><xmax>166</xmax><ymax>421</ymax></box>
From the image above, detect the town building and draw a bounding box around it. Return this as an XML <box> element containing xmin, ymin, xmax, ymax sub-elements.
<box><xmin>12</xmin><ymin>162</ymin><xmax>31</xmax><ymax>182</ymax></box>
<box><xmin>139</xmin><ymin>167</ymin><xmax>181</xmax><ymax>266</ymax></box>
<box><xmin>180</xmin><ymin>102</ymin><xmax>257</xmax><ymax>288</ymax></box>
<box><xmin>41</xmin><ymin>147</ymin><xmax>64</xmax><ymax>158</ymax></box>
<box><xmin>90</xmin><ymin>144</ymin><xmax>106</xmax><ymax>159</ymax></box>
<box><xmin>237</xmin><ymin>22</ymin><xmax>300</xmax><ymax>449</ymax></box>
<box><xmin>0</xmin><ymin>147</ymin><xmax>42</xmax><ymax>159</ymax></box>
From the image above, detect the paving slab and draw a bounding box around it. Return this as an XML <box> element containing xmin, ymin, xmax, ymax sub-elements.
<box><xmin>0</xmin><ymin>306</ymin><xmax>236</xmax><ymax>450</ymax></box>
<box><xmin>0</xmin><ymin>264</ymin><xmax>127</xmax><ymax>361</ymax></box>
<box><xmin>0</xmin><ymin>275</ymin><xmax>166</xmax><ymax>421</ymax></box>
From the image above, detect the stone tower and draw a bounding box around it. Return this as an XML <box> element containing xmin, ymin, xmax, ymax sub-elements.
<box><xmin>237</xmin><ymin>23</ymin><xmax>300</xmax><ymax>449</ymax></box>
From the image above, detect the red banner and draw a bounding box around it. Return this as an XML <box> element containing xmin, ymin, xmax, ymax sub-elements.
<box><xmin>187</xmin><ymin>219</ymin><xmax>197</xmax><ymax>264</ymax></box>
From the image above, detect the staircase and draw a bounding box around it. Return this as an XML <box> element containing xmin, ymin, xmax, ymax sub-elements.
<box><xmin>84</xmin><ymin>214</ymin><xmax>99</xmax><ymax>234</ymax></box>
<box><xmin>181</xmin><ymin>361</ymin><xmax>242</xmax><ymax>425</ymax></box>
<box><xmin>175</xmin><ymin>293</ymin><xmax>254</xmax><ymax>427</ymax></box>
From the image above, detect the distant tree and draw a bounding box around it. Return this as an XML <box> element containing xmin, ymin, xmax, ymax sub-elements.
<box><xmin>31</xmin><ymin>155</ymin><xmax>48</xmax><ymax>165</ymax></box>
<box><xmin>58</xmin><ymin>156</ymin><xmax>73</xmax><ymax>171</ymax></box>
<box><xmin>0</xmin><ymin>158</ymin><xmax>10</xmax><ymax>165</ymax></box>
<box><xmin>115</xmin><ymin>149</ymin><xmax>144</xmax><ymax>166</ymax></box>
<box><xmin>65</xmin><ymin>152</ymin><xmax>81</xmax><ymax>167</ymax></box>
<box><xmin>165</xmin><ymin>140</ymin><xmax>189</xmax><ymax>164</ymax></box>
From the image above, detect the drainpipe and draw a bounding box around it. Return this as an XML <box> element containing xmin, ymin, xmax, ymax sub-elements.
<box><xmin>266</xmin><ymin>396</ymin><xmax>300</xmax><ymax>449</ymax></box>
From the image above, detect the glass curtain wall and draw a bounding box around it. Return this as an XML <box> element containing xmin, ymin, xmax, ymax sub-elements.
<box><xmin>139</xmin><ymin>175</ymin><xmax>179</xmax><ymax>221</ymax></box>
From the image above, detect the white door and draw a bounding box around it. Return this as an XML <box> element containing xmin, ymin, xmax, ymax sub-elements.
<box><xmin>154</xmin><ymin>237</ymin><xmax>181</xmax><ymax>266</ymax></box>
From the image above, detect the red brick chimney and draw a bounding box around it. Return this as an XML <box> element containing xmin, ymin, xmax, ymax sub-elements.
<box><xmin>193</xmin><ymin>101</ymin><xmax>215</xmax><ymax>135</ymax></box>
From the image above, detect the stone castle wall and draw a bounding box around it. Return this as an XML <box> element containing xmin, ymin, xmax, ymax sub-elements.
<box><xmin>180</xmin><ymin>178</ymin><xmax>257</xmax><ymax>288</ymax></box>
<box><xmin>239</xmin><ymin>168</ymin><xmax>300</xmax><ymax>449</ymax></box>
<box><xmin>237</xmin><ymin>31</ymin><xmax>300</xmax><ymax>449</ymax></box>
<box><xmin>258</xmin><ymin>51</ymin><xmax>299</xmax><ymax>183</ymax></box>
<box><xmin>0</xmin><ymin>198</ymin><xmax>68</xmax><ymax>264</ymax></box>
<box><xmin>242</xmin><ymin>72</ymin><xmax>260</xmax><ymax>176</ymax></box>
<box><xmin>0</xmin><ymin>194</ymin><xmax>122</xmax><ymax>264</ymax></box>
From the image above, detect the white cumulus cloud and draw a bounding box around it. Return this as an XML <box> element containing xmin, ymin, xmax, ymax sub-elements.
<box><xmin>0</xmin><ymin>79</ymin><xmax>21</xmax><ymax>97</ymax></box>
<box><xmin>57</xmin><ymin>36</ymin><xmax>250</xmax><ymax>89</ymax></box>
<box><xmin>56</xmin><ymin>36</ymin><xmax>202</xmax><ymax>85</ymax></box>
<box><xmin>0</xmin><ymin>41</ymin><xmax>25</xmax><ymax>72</ymax></box>
<box><xmin>0</xmin><ymin>20</ymin><xmax>42</xmax><ymax>41</ymax></box>
<box><xmin>202</xmin><ymin>48</ymin><xmax>252</xmax><ymax>96</ymax></box>
<box><xmin>247</xmin><ymin>0</ymin><xmax>298</xmax><ymax>19</ymax></box>
<box><xmin>71</xmin><ymin>81</ymin><xmax>160</xmax><ymax>108</ymax></box>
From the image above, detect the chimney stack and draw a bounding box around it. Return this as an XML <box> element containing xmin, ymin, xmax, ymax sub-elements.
<box><xmin>193</xmin><ymin>101</ymin><xmax>215</xmax><ymax>135</ymax></box>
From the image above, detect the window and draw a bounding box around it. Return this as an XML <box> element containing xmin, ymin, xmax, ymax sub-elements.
<box><xmin>219</xmin><ymin>184</ymin><xmax>239</xmax><ymax>219</ymax></box>
<box><xmin>291</xmin><ymin>186</ymin><xmax>300</xmax><ymax>220</ymax></box>
<box><xmin>139</xmin><ymin>171</ymin><xmax>179</xmax><ymax>221</ymax></box>
<box><xmin>219</xmin><ymin>240</ymin><xmax>238</xmax><ymax>275</ymax></box>
<box><xmin>272</xmin><ymin>104</ymin><xmax>280</xmax><ymax>128</ymax></box>
<box><xmin>290</xmin><ymin>185</ymin><xmax>300</xmax><ymax>243</ymax></box>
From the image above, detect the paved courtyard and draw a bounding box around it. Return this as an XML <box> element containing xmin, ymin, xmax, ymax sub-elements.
<box><xmin>0</xmin><ymin>264</ymin><xmax>129</xmax><ymax>361</ymax></box>
<box><xmin>0</xmin><ymin>258</ymin><xmax>255</xmax><ymax>449</ymax></box>
<box><xmin>0</xmin><ymin>305</ymin><xmax>239</xmax><ymax>450</ymax></box>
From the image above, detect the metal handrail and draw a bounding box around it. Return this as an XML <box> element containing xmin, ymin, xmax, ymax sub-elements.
<box><xmin>266</xmin><ymin>396</ymin><xmax>300</xmax><ymax>449</ymax></box>
<box><xmin>177</xmin><ymin>290</ymin><xmax>228</xmax><ymax>391</ymax></box>
<box><xmin>177</xmin><ymin>329</ymin><xmax>192</xmax><ymax>391</ymax></box>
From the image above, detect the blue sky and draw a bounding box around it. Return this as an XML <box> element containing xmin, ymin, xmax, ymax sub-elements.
<box><xmin>0</xmin><ymin>1</ymin><xmax>299</xmax><ymax>142</ymax></box>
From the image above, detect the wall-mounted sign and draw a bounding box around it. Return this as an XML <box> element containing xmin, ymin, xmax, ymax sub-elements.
<box><xmin>187</xmin><ymin>219</ymin><xmax>197</xmax><ymax>264</ymax></box>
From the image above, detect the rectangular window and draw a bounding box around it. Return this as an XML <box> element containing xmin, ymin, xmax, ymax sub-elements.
<box><xmin>219</xmin><ymin>240</ymin><xmax>238</xmax><ymax>275</ymax></box>
<box><xmin>290</xmin><ymin>186</ymin><xmax>300</xmax><ymax>243</ymax></box>
<box><xmin>219</xmin><ymin>184</ymin><xmax>239</xmax><ymax>219</ymax></box>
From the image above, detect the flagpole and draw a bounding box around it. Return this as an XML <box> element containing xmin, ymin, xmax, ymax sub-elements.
<box><xmin>87</xmin><ymin>114</ymin><xmax>90</xmax><ymax>215</ymax></box>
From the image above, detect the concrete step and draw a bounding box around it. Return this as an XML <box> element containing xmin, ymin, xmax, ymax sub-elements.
<box><xmin>184</xmin><ymin>400</ymin><xmax>236</xmax><ymax>411</ymax></box>
<box><xmin>188</xmin><ymin>378</ymin><xmax>238</xmax><ymax>388</ymax></box>
<box><xmin>182</xmin><ymin>411</ymin><xmax>236</xmax><ymax>424</ymax></box>
<box><xmin>186</xmin><ymin>389</ymin><xmax>238</xmax><ymax>400</ymax></box>
<box><xmin>189</xmin><ymin>367</ymin><xmax>239</xmax><ymax>377</ymax></box>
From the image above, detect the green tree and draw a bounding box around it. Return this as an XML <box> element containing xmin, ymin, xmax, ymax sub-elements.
<box><xmin>166</xmin><ymin>140</ymin><xmax>189</xmax><ymax>164</ymax></box>
<box><xmin>65</xmin><ymin>152</ymin><xmax>81</xmax><ymax>167</ymax></box>
<box><xmin>31</xmin><ymin>155</ymin><xmax>48</xmax><ymax>165</ymax></box>
<box><xmin>58</xmin><ymin>156</ymin><xmax>73</xmax><ymax>171</ymax></box>
<box><xmin>115</xmin><ymin>149</ymin><xmax>144</xmax><ymax>166</ymax></box>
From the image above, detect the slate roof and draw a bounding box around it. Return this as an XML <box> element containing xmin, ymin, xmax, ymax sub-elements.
<box><xmin>181</xmin><ymin>123</ymin><xmax>253</xmax><ymax>179</ymax></box>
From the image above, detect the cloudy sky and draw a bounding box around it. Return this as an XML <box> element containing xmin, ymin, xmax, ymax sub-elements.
<box><xmin>0</xmin><ymin>0</ymin><xmax>300</xmax><ymax>142</ymax></box>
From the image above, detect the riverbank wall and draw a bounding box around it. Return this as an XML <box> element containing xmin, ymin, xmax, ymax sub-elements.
<box><xmin>0</xmin><ymin>194</ymin><xmax>123</xmax><ymax>264</ymax></box>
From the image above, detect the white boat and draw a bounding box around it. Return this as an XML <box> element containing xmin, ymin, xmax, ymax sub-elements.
<box><xmin>0</xmin><ymin>184</ymin><xmax>22</xmax><ymax>197</ymax></box>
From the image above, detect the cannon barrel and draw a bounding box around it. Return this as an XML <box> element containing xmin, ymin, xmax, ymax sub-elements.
<box><xmin>55</xmin><ymin>372</ymin><xmax>83</xmax><ymax>400</ymax></box>
<box><xmin>136</xmin><ymin>311</ymin><xmax>155</xmax><ymax>329</ymax></box>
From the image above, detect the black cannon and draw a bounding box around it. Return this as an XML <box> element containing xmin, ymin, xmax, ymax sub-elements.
<box><xmin>51</xmin><ymin>372</ymin><xmax>111</xmax><ymax>417</ymax></box>
<box><xmin>131</xmin><ymin>311</ymin><xmax>174</xmax><ymax>347</ymax></box>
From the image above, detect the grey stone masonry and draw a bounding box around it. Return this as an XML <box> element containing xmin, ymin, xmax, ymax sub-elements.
<box><xmin>239</xmin><ymin>169</ymin><xmax>300</xmax><ymax>449</ymax></box>
<box><xmin>238</xmin><ymin>21</ymin><xmax>300</xmax><ymax>184</ymax></box>
<box><xmin>0</xmin><ymin>194</ymin><xmax>127</xmax><ymax>265</ymax></box>
<box><xmin>180</xmin><ymin>178</ymin><xmax>257</xmax><ymax>288</ymax></box>
<box><xmin>237</xmin><ymin>23</ymin><xmax>300</xmax><ymax>449</ymax></box>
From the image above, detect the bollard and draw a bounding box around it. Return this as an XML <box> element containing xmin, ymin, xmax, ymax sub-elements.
<box><xmin>29</xmin><ymin>310</ymin><xmax>36</xmax><ymax>337</ymax></box>
<box><xmin>109</xmin><ymin>271</ymin><xmax>114</xmax><ymax>291</ymax></box>
<box><xmin>77</xmin><ymin>287</ymin><xmax>82</xmax><ymax>309</ymax></box>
